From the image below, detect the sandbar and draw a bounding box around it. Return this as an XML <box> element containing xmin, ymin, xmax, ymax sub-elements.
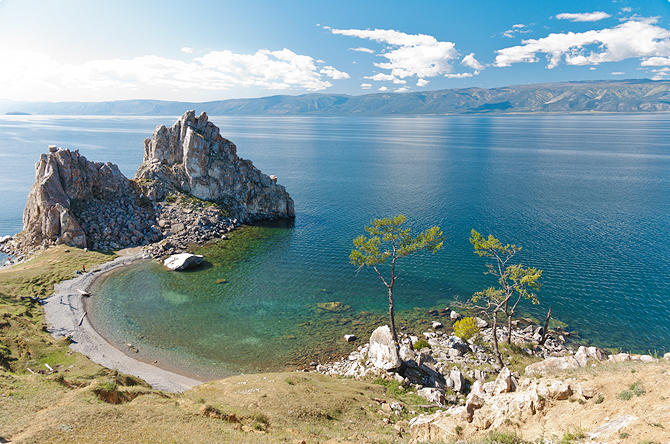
<box><xmin>43</xmin><ymin>249</ymin><xmax>203</xmax><ymax>393</ymax></box>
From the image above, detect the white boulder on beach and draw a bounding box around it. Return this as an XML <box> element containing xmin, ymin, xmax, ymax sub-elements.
<box><xmin>163</xmin><ymin>253</ymin><xmax>204</xmax><ymax>271</ymax></box>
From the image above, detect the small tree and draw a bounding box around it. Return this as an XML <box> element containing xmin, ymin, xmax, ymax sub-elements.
<box><xmin>350</xmin><ymin>215</ymin><xmax>444</xmax><ymax>345</ymax></box>
<box><xmin>470</xmin><ymin>229</ymin><xmax>542</xmax><ymax>369</ymax></box>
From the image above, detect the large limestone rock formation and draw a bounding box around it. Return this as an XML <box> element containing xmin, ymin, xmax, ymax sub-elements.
<box><xmin>18</xmin><ymin>111</ymin><xmax>294</xmax><ymax>252</ymax></box>
<box><xmin>21</xmin><ymin>148</ymin><xmax>136</xmax><ymax>249</ymax></box>
<box><xmin>135</xmin><ymin>110</ymin><xmax>294</xmax><ymax>221</ymax></box>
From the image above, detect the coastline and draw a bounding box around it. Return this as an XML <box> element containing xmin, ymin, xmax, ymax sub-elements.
<box><xmin>43</xmin><ymin>248</ymin><xmax>203</xmax><ymax>393</ymax></box>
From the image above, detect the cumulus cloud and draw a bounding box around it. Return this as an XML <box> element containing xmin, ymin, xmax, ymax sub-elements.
<box><xmin>320</xmin><ymin>65</ymin><xmax>350</xmax><ymax>79</ymax></box>
<box><xmin>445</xmin><ymin>72</ymin><xmax>474</xmax><ymax>78</ymax></box>
<box><xmin>461</xmin><ymin>53</ymin><xmax>485</xmax><ymax>70</ymax></box>
<box><xmin>378</xmin><ymin>86</ymin><xmax>388</xmax><ymax>91</ymax></box>
<box><xmin>395</xmin><ymin>86</ymin><xmax>410</xmax><ymax>92</ymax></box>
<box><xmin>651</xmin><ymin>67</ymin><xmax>670</xmax><ymax>80</ymax></box>
<box><xmin>365</xmin><ymin>72</ymin><xmax>396</xmax><ymax>81</ymax></box>
<box><xmin>361</xmin><ymin>83</ymin><xmax>372</xmax><ymax>89</ymax></box>
<box><xmin>350</xmin><ymin>47</ymin><xmax>375</xmax><ymax>53</ymax></box>
<box><xmin>417</xmin><ymin>78</ymin><xmax>429</xmax><ymax>87</ymax></box>
<box><xmin>181</xmin><ymin>47</ymin><xmax>194</xmax><ymax>54</ymax></box>
<box><xmin>330</xmin><ymin>28</ymin><xmax>466</xmax><ymax>79</ymax></box>
<box><xmin>556</xmin><ymin>12</ymin><xmax>611</xmax><ymax>22</ymax></box>
<box><xmin>641</xmin><ymin>56</ymin><xmax>670</xmax><ymax>66</ymax></box>
<box><xmin>0</xmin><ymin>48</ymin><xmax>348</xmax><ymax>100</ymax></box>
<box><xmin>494</xmin><ymin>20</ymin><xmax>670</xmax><ymax>69</ymax></box>
<box><xmin>611</xmin><ymin>71</ymin><xmax>625</xmax><ymax>75</ymax></box>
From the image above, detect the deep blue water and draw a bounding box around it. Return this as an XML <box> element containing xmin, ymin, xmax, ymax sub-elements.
<box><xmin>1</xmin><ymin>114</ymin><xmax>669</xmax><ymax>376</ymax></box>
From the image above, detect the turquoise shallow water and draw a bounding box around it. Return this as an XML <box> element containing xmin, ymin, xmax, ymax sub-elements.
<box><xmin>2</xmin><ymin>114</ymin><xmax>669</xmax><ymax>377</ymax></box>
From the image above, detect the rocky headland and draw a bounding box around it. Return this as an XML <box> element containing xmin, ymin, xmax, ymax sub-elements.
<box><xmin>313</xmin><ymin>314</ymin><xmax>670</xmax><ymax>442</ymax></box>
<box><xmin>0</xmin><ymin>110</ymin><xmax>294</xmax><ymax>263</ymax></box>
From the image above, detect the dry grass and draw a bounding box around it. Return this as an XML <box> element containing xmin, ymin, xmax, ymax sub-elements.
<box><xmin>1</xmin><ymin>246</ymin><xmax>669</xmax><ymax>443</ymax></box>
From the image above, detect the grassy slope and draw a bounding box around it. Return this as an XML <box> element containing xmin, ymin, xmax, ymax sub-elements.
<box><xmin>1</xmin><ymin>246</ymin><xmax>668</xmax><ymax>444</ymax></box>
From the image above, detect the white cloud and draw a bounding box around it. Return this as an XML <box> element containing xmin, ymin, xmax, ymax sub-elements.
<box><xmin>641</xmin><ymin>56</ymin><xmax>670</xmax><ymax>66</ymax></box>
<box><xmin>417</xmin><ymin>78</ymin><xmax>429</xmax><ymax>87</ymax></box>
<box><xmin>350</xmin><ymin>47</ymin><xmax>375</xmax><ymax>54</ymax></box>
<box><xmin>361</xmin><ymin>83</ymin><xmax>372</xmax><ymax>89</ymax></box>
<box><xmin>0</xmin><ymin>47</ymin><xmax>349</xmax><ymax>100</ymax></box>
<box><xmin>556</xmin><ymin>12</ymin><xmax>611</xmax><ymax>22</ymax></box>
<box><xmin>378</xmin><ymin>86</ymin><xmax>388</xmax><ymax>91</ymax></box>
<box><xmin>622</xmin><ymin>7</ymin><xmax>632</xmax><ymax>13</ymax></box>
<box><xmin>651</xmin><ymin>67</ymin><xmax>670</xmax><ymax>80</ymax></box>
<box><xmin>461</xmin><ymin>53</ymin><xmax>485</xmax><ymax>70</ymax></box>
<box><xmin>395</xmin><ymin>86</ymin><xmax>410</xmax><ymax>92</ymax></box>
<box><xmin>590</xmin><ymin>67</ymin><xmax>596</xmax><ymax>70</ymax></box>
<box><xmin>494</xmin><ymin>20</ymin><xmax>670</xmax><ymax>69</ymax></box>
<box><xmin>513</xmin><ymin>24</ymin><xmax>525</xmax><ymax>29</ymax></box>
<box><xmin>611</xmin><ymin>71</ymin><xmax>625</xmax><ymax>75</ymax></box>
<box><xmin>365</xmin><ymin>73</ymin><xmax>397</xmax><ymax>82</ymax></box>
<box><xmin>181</xmin><ymin>47</ymin><xmax>194</xmax><ymax>54</ymax></box>
<box><xmin>502</xmin><ymin>30</ymin><xmax>516</xmax><ymax>38</ymax></box>
<box><xmin>330</xmin><ymin>28</ymin><xmax>460</xmax><ymax>79</ymax></box>
<box><xmin>320</xmin><ymin>65</ymin><xmax>350</xmax><ymax>79</ymax></box>
<box><xmin>445</xmin><ymin>72</ymin><xmax>474</xmax><ymax>78</ymax></box>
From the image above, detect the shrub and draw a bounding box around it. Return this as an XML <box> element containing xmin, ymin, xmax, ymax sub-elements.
<box><xmin>453</xmin><ymin>317</ymin><xmax>479</xmax><ymax>341</ymax></box>
<box><xmin>630</xmin><ymin>382</ymin><xmax>645</xmax><ymax>397</ymax></box>
<box><xmin>413</xmin><ymin>338</ymin><xmax>430</xmax><ymax>350</ymax></box>
<box><xmin>617</xmin><ymin>390</ymin><xmax>633</xmax><ymax>401</ymax></box>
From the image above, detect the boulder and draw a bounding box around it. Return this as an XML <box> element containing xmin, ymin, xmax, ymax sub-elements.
<box><xmin>163</xmin><ymin>253</ymin><xmax>204</xmax><ymax>271</ymax></box>
<box><xmin>410</xmin><ymin>408</ymin><xmax>467</xmax><ymax>442</ymax></box>
<box><xmin>525</xmin><ymin>356</ymin><xmax>580</xmax><ymax>375</ymax></box>
<box><xmin>491</xmin><ymin>367</ymin><xmax>516</xmax><ymax>395</ymax></box>
<box><xmin>449</xmin><ymin>367</ymin><xmax>466</xmax><ymax>393</ymax></box>
<box><xmin>608</xmin><ymin>352</ymin><xmax>631</xmax><ymax>363</ymax></box>
<box><xmin>417</xmin><ymin>387</ymin><xmax>445</xmax><ymax>404</ymax></box>
<box><xmin>368</xmin><ymin>325</ymin><xmax>401</xmax><ymax>371</ymax></box>
<box><xmin>575</xmin><ymin>345</ymin><xmax>605</xmax><ymax>367</ymax></box>
<box><xmin>343</xmin><ymin>334</ymin><xmax>356</xmax><ymax>342</ymax></box>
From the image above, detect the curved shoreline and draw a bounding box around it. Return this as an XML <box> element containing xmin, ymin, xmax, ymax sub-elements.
<box><xmin>43</xmin><ymin>250</ymin><xmax>203</xmax><ymax>393</ymax></box>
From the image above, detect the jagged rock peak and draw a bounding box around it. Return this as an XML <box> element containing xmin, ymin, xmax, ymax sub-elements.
<box><xmin>135</xmin><ymin>110</ymin><xmax>295</xmax><ymax>221</ymax></box>
<box><xmin>21</xmin><ymin>148</ymin><xmax>135</xmax><ymax>249</ymax></box>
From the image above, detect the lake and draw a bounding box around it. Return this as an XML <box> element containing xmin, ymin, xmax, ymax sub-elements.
<box><xmin>1</xmin><ymin>113</ymin><xmax>669</xmax><ymax>377</ymax></box>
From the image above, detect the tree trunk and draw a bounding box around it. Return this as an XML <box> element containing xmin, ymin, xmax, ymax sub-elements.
<box><xmin>506</xmin><ymin>314</ymin><xmax>513</xmax><ymax>345</ymax></box>
<box><xmin>388</xmin><ymin>287</ymin><xmax>398</xmax><ymax>346</ymax></box>
<box><xmin>539</xmin><ymin>306</ymin><xmax>553</xmax><ymax>346</ymax></box>
<box><xmin>492</xmin><ymin>313</ymin><xmax>504</xmax><ymax>370</ymax></box>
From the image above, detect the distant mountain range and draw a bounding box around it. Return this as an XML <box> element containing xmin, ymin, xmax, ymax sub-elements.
<box><xmin>3</xmin><ymin>79</ymin><xmax>670</xmax><ymax>116</ymax></box>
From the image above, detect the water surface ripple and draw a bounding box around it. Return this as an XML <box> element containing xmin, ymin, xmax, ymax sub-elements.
<box><xmin>1</xmin><ymin>114</ymin><xmax>668</xmax><ymax>376</ymax></box>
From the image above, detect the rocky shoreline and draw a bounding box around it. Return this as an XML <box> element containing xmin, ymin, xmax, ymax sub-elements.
<box><xmin>311</xmin><ymin>316</ymin><xmax>670</xmax><ymax>442</ymax></box>
<box><xmin>2</xmin><ymin>110</ymin><xmax>293</xmax><ymax>265</ymax></box>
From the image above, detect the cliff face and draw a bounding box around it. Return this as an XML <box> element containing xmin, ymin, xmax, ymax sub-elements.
<box><xmin>19</xmin><ymin>111</ymin><xmax>294</xmax><ymax>251</ymax></box>
<box><xmin>21</xmin><ymin>148</ymin><xmax>136</xmax><ymax>249</ymax></box>
<box><xmin>134</xmin><ymin>110</ymin><xmax>294</xmax><ymax>221</ymax></box>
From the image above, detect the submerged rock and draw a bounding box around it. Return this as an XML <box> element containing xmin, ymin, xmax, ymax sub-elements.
<box><xmin>163</xmin><ymin>253</ymin><xmax>204</xmax><ymax>271</ymax></box>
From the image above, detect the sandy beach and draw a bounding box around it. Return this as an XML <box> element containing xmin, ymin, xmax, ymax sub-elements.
<box><xmin>43</xmin><ymin>249</ymin><xmax>203</xmax><ymax>393</ymax></box>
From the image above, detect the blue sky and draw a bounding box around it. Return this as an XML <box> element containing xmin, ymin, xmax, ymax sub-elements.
<box><xmin>1</xmin><ymin>0</ymin><xmax>670</xmax><ymax>102</ymax></box>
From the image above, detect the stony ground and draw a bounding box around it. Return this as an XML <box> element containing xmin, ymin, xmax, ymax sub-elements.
<box><xmin>1</xmin><ymin>246</ymin><xmax>669</xmax><ymax>444</ymax></box>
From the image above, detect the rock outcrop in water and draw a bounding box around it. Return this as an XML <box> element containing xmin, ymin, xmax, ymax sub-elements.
<box><xmin>20</xmin><ymin>147</ymin><xmax>137</xmax><ymax>249</ymax></box>
<box><xmin>12</xmin><ymin>111</ymin><xmax>294</xmax><ymax>255</ymax></box>
<box><xmin>135</xmin><ymin>110</ymin><xmax>294</xmax><ymax>221</ymax></box>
